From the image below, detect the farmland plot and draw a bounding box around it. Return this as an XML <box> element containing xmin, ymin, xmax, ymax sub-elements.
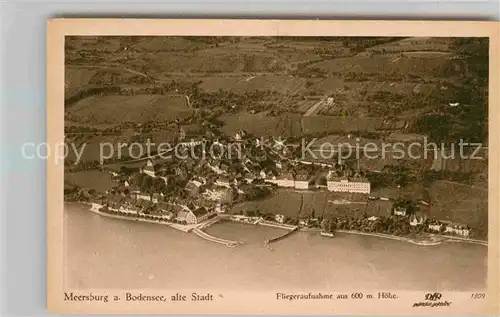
<box><xmin>65</xmin><ymin>171</ymin><xmax>117</xmax><ymax>193</ymax></box>
<box><xmin>230</xmin><ymin>190</ymin><xmax>303</xmax><ymax>218</ymax></box>
<box><xmin>67</xmin><ymin>94</ymin><xmax>193</xmax><ymax>125</ymax></box>
<box><xmin>428</xmin><ymin>180</ymin><xmax>488</xmax><ymax>230</ymax></box>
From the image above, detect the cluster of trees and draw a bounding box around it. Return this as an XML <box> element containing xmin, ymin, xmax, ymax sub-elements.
<box><xmin>335</xmin><ymin>215</ymin><xmax>418</xmax><ymax>236</ymax></box>
<box><xmin>411</xmin><ymin>38</ymin><xmax>488</xmax><ymax>144</ymax></box>
<box><xmin>420</xmin><ymin>170</ymin><xmax>474</xmax><ymax>184</ymax></box>
<box><xmin>106</xmin><ymin>74</ymin><xmax>155</xmax><ymax>86</ymax></box>
<box><xmin>65</xmin><ymin>125</ymin><xmax>100</xmax><ymax>134</ymax></box>
<box><xmin>342</xmin><ymin>71</ymin><xmax>425</xmax><ymax>83</ymax></box>
<box><xmin>292</xmin><ymin>67</ymin><xmax>327</xmax><ymax>78</ymax></box>
<box><xmin>64</xmin><ymin>184</ymin><xmax>95</xmax><ymax>201</ymax></box>
<box><xmin>371</xmin><ymin>88</ymin><xmax>448</xmax><ymax>117</ymax></box>
<box><xmin>65</xmin><ymin>160</ymin><xmax>101</xmax><ymax>172</ymax></box>
<box><xmin>412</xmin><ymin>101</ymin><xmax>487</xmax><ymax>144</ymax></box>
<box><xmin>116</xmin><ymin>80</ymin><xmax>281</xmax><ymax>115</ymax></box>
<box><xmin>66</xmin><ymin>79</ymin><xmax>195</xmax><ymax>109</ymax></box>
<box><xmin>341</xmin><ymin>37</ymin><xmax>405</xmax><ymax>53</ymax></box>
<box><xmin>184</xmin><ymin>36</ymin><xmax>232</xmax><ymax>45</ymax></box>
<box><xmin>392</xmin><ymin>199</ymin><xmax>417</xmax><ymax>215</ymax></box>
<box><xmin>320</xmin><ymin>218</ymin><xmax>337</xmax><ymax>233</ymax></box>
<box><xmin>241</xmin><ymin>185</ymin><xmax>272</xmax><ymax>201</ymax></box>
<box><xmin>366</xmin><ymin>165</ymin><xmax>416</xmax><ymax>189</ymax></box>
<box><xmin>310</xmin><ymin>47</ymin><xmax>345</xmax><ymax>58</ymax></box>
<box><xmin>190</xmin><ymin>89</ymin><xmax>280</xmax><ymax>112</ymax></box>
<box><xmin>65</xmin><ymin>86</ymin><xmax>122</xmax><ymax>107</ymax></box>
<box><xmin>66</xmin><ymin>52</ymin><xmax>107</xmax><ymax>64</ymax></box>
<box><xmin>367</xmin><ymin>91</ymin><xmax>406</xmax><ymax>103</ymax></box>
<box><xmin>367</xmin><ymin>163</ymin><xmax>477</xmax><ymax>191</ymax></box>
<box><xmin>134</xmin><ymin>173</ymin><xmax>168</xmax><ymax>198</ymax></box>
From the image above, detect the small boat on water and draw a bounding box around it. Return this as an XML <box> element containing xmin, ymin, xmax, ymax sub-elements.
<box><xmin>320</xmin><ymin>231</ymin><xmax>335</xmax><ymax>238</ymax></box>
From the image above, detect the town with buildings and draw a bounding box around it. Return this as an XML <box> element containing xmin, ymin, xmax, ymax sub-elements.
<box><xmin>64</xmin><ymin>36</ymin><xmax>488</xmax><ymax>248</ymax></box>
<box><xmin>70</xmin><ymin>129</ymin><xmax>479</xmax><ymax>247</ymax></box>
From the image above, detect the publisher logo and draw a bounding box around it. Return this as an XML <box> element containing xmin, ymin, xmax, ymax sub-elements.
<box><xmin>424</xmin><ymin>293</ymin><xmax>442</xmax><ymax>301</ymax></box>
<box><xmin>412</xmin><ymin>293</ymin><xmax>451</xmax><ymax>308</ymax></box>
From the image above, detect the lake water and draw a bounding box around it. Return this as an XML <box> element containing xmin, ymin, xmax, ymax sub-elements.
<box><xmin>64</xmin><ymin>203</ymin><xmax>487</xmax><ymax>291</ymax></box>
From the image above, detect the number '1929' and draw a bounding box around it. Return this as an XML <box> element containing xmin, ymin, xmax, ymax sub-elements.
<box><xmin>471</xmin><ymin>293</ymin><xmax>485</xmax><ymax>299</ymax></box>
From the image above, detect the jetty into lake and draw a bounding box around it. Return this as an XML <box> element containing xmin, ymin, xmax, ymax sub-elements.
<box><xmin>192</xmin><ymin>228</ymin><xmax>240</xmax><ymax>248</ymax></box>
<box><xmin>265</xmin><ymin>226</ymin><xmax>299</xmax><ymax>245</ymax></box>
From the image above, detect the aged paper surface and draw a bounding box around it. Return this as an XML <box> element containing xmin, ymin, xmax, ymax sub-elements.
<box><xmin>47</xmin><ymin>19</ymin><xmax>500</xmax><ymax>314</ymax></box>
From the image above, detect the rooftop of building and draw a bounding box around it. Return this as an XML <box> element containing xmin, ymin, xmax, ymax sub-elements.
<box><xmin>192</xmin><ymin>207</ymin><xmax>209</xmax><ymax>217</ymax></box>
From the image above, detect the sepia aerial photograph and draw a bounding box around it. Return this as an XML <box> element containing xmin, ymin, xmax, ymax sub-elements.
<box><xmin>63</xmin><ymin>35</ymin><xmax>489</xmax><ymax>292</ymax></box>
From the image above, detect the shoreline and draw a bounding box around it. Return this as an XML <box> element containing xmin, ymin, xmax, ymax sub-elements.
<box><xmin>85</xmin><ymin>202</ymin><xmax>193</xmax><ymax>233</ymax></box>
<box><xmin>85</xmin><ymin>202</ymin><xmax>240</xmax><ymax>247</ymax></box>
<box><xmin>335</xmin><ymin>230</ymin><xmax>487</xmax><ymax>247</ymax></box>
<box><xmin>336</xmin><ymin>229</ymin><xmax>444</xmax><ymax>246</ymax></box>
<box><xmin>72</xmin><ymin>201</ymin><xmax>487</xmax><ymax>247</ymax></box>
<box><xmin>300</xmin><ymin>227</ymin><xmax>444</xmax><ymax>246</ymax></box>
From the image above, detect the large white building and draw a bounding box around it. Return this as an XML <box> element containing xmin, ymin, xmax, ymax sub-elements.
<box><xmin>294</xmin><ymin>173</ymin><xmax>310</xmax><ymax>190</ymax></box>
<box><xmin>265</xmin><ymin>173</ymin><xmax>295</xmax><ymax>188</ymax></box>
<box><xmin>185</xmin><ymin>207</ymin><xmax>210</xmax><ymax>224</ymax></box>
<box><xmin>326</xmin><ymin>171</ymin><xmax>371</xmax><ymax>194</ymax></box>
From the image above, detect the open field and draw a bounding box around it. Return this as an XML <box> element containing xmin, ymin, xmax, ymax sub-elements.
<box><xmin>66</xmin><ymin>94</ymin><xmax>192</xmax><ymax>125</ymax></box>
<box><xmin>220</xmin><ymin>112</ymin><xmax>389</xmax><ymax>137</ymax></box>
<box><xmin>436</xmin><ymin>156</ymin><xmax>488</xmax><ymax>174</ymax></box>
<box><xmin>231</xmin><ymin>189</ymin><xmax>304</xmax><ymax>218</ymax></box>
<box><xmin>66</xmin><ymin>36</ymin><xmax>122</xmax><ymax>52</ymax></box>
<box><xmin>366</xmin><ymin>37</ymin><xmax>453</xmax><ymax>54</ymax></box>
<box><xmin>370</xmin><ymin>183</ymin><xmax>429</xmax><ymax>201</ymax></box>
<box><xmin>130</xmin><ymin>36</ymin><xmax>214</xmax><ymax>52</ymax></box>
<box><xmin>229</xmin><ymin>178</ymin><xmax>486</xmax><ymax>234</ymax></box>
<box><xmin>65</xmin><ymin>67</ymin><xmax>100</xmax><ymax>98</ymax></box>
<box><xmin>65</xmin><ymin>135</ymin><xmax>123</xmax><ymax>163</ymax></box>
<box><xmin>294</xmin><ymin>100</ymin><xmax>319</xmax><ymax>113</ymax></box>
<box><xmin>65</xmin><ymin>37</ymin><xmax>477</xmax><ymax>134</ymax></box>
<box><xmin>65</xmin><ymin>133</ymin><xmax>166</xmax><ymax>163</ymax></box>
<box><xmin>65</xmin><ymin>171</ymin><xmax>117</xmax><ymax>193</ymax></box>
<box><xmin>313</xmin><ymin>134</ymin><xmax>383</xmax><ymax>147</ymax></box>
<box><xmin>428</xmin><ymin>180</ymin><xmax>488</xmax><ymax>229</ymax></box>
<box><xmin>308</xmin><ymin>54</ymin><xmax>461</xmax><ymax>78</ymax></box>
<box><xmin>65</xmin><ymin>65</ymin><xmax>154</xmax><ymax>101</ymax></box>
<box><xmin>198</xmin><ymin>75</ymin><xmax>306</xmax><ymax>94</ymax></box>
<box><xmin>301</xmin><ymin>115</ymin><xmax>385</xmax><ymax>134</ymax></box>
<box><xmin>230</xmin><ymin>189</ymin><xmax>393</xmax><ymax>220</ymax></box>
<box><xmin>219</xmin><ymin>112</ymin><xmax>303</xmax><ymax>137</ymax></box>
